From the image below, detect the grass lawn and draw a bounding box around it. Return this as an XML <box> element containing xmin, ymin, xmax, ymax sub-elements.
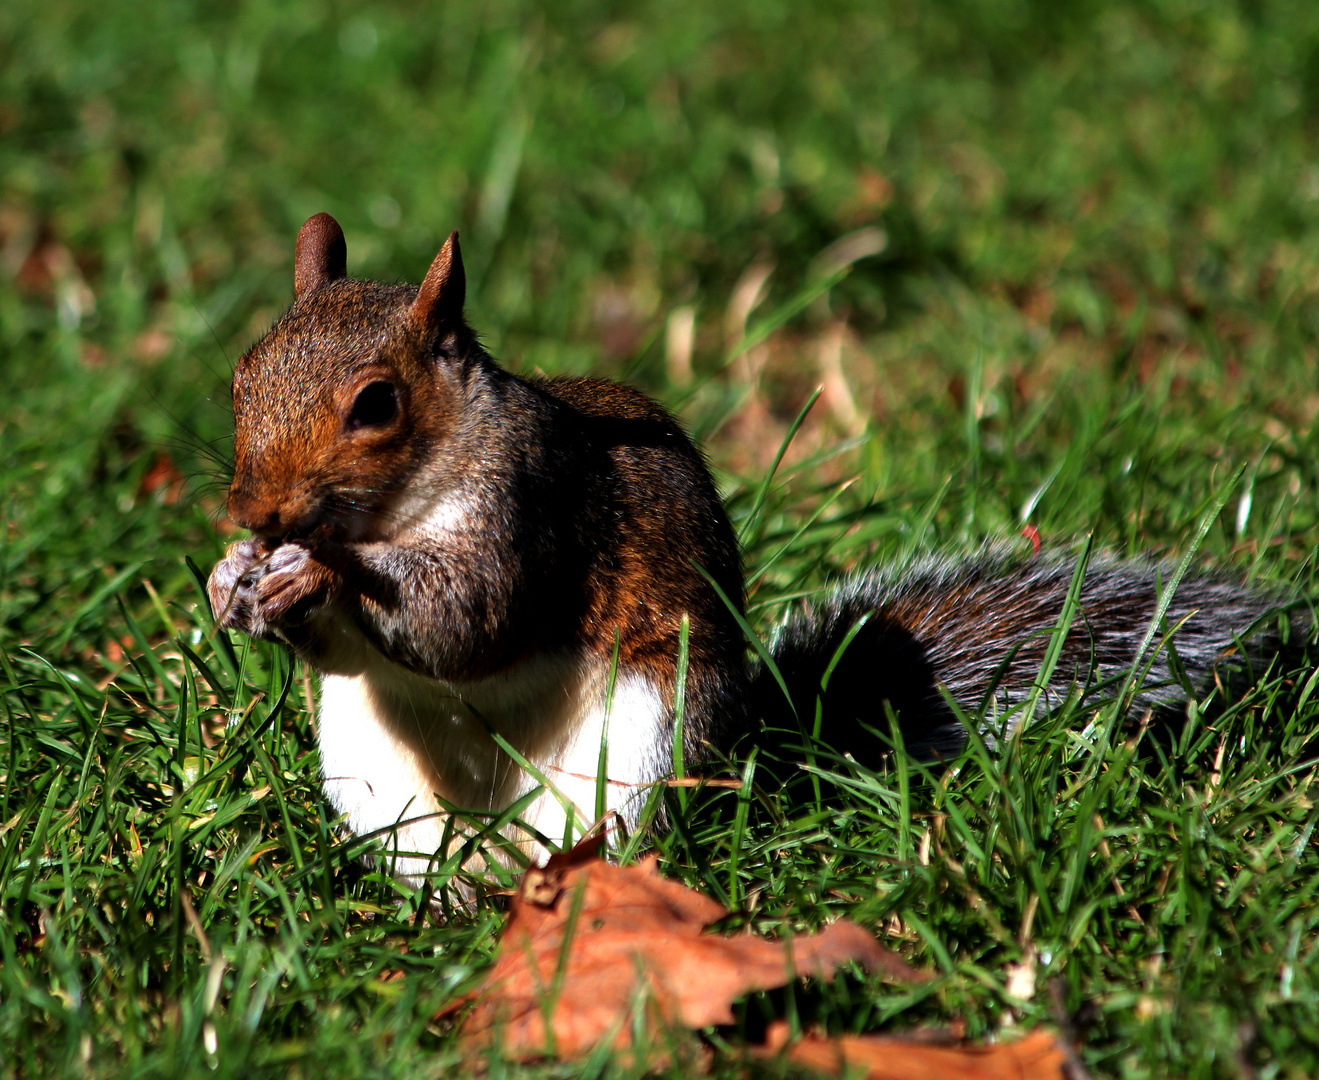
<box><xmin>4</xmin><ymin>1</ymin><xmax>1319</xmax><ymax>1075</ymax></box>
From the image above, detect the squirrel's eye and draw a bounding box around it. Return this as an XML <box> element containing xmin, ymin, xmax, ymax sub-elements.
<box><xmin>347</xmin><ymin>381</ymin><xmax>398</xmax><ymax>430</ymax></box>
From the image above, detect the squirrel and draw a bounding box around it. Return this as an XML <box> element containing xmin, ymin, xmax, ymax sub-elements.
<box><xmin>208</xmin><ymin>212</ymin><xmax>1297</xmax><ymax>883</ymax></box>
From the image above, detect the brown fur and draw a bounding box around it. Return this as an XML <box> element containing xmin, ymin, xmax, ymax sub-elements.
<box><xmin>227</xmin><ymin>278</ymin><xmax>465</xmax><ymax>543</ymax></box>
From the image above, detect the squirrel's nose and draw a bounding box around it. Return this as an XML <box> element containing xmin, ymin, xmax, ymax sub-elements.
<box><xmin>228</xmin><ymin>485</ymin><xmax>325</xmax><ymax>541</ymax></box>
<box><xmin>228</xmin><ymin>501</ymin><xmax>281</xmax><ymax>538</ymax></box>
<box><xmin>228</xmin><ymin>487</ymin><xmax>293</xmax><ymax>539</ymax></box>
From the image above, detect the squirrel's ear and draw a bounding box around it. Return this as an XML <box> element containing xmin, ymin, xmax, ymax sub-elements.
<box><xmin>411</xmin><ymin>231</ymin><xmax>465</xmax><ymax>336</ymax></box>
<box><xmin>293</xmin><ymin>213</ymin><xmax>347</xmax><ymax>300</ymax></box>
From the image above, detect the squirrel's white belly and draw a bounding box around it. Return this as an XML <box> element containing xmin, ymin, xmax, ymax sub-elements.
<box><xmin>315</xmin><ymin>645</ymin><xmax>669</xmax><ymax>885</ymax></box>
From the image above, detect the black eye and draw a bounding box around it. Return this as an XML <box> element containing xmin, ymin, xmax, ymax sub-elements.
<box><xmin>347</xmin><ymin>381</ymin><xmax>398</xmax><ymax>429</ymax></box>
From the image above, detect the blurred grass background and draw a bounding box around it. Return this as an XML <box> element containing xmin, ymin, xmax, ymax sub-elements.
<box><xmin>6</xmin><ymin>1</ymin><xmax>1319</xmax><ymax>1076</ymax></box>
<box><xmin>9</xmin><ymin>0</ymin><xmax>1319</xmax><ymax>642</ymax></box>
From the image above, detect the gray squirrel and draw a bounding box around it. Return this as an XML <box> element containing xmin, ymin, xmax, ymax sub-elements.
<box><xmin>208</xmin><ymin>213</ymin><xmax>1297</xmax><ymax>882</ymax></box>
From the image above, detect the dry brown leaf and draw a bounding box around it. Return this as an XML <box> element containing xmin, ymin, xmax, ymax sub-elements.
<box><xmin>763</xmin><ymin>1020</ymin><xmax>1068</xmax><ymax>1080</ymax></box>
<box><xmin>441</xmin><ymin>837</ymin><xmax>925</xmax><ymax>1061</ymax></box>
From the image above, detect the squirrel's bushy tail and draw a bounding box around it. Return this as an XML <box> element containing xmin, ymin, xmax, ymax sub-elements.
<box><xmin>755</xmin><ymin>549</ymin><xmax>1304</xmax><ymax>762</ymax></box>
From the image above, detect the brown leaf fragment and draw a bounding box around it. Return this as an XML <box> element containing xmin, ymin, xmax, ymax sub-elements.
<box><xmin>443</xmin><ymin>839</ymin><xmax>926</xmax><ymax>1061</ymax></box>
<box><xmin>763</xmin><ymin>1021</ymin><xmax>1068</xmax><ymax>1080</ymax></box>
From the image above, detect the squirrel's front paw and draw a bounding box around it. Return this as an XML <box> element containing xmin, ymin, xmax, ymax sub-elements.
<box><xmin>208</xmin><ymin>539</ymin><xmax>270</xmax><ymax>634</ymax></box>
<box><xmin>255</xmin><ymin>544</ymin><xmax>339</xmax><ymax>623</ymax></box>
<box><xmin>208</xmin><ymin>541</ymin><xmax>339</xmax><ymax>640</ymax></box>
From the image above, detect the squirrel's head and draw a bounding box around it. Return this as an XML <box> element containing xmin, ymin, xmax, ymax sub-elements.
<box><xmin>226</xmin><ymin>212</ymin><xmax>473</xmax><ymax>544</ymax></box>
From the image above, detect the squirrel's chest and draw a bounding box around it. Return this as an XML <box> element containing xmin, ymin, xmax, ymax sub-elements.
<box><xmin>314</xmin><ymin>642</ymin><xmax>670</xmax><ymax>881</ymax></box>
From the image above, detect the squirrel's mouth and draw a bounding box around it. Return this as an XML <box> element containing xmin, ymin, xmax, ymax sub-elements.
<box><xmin>237</xmin><ymin>498</ymin><xmax>342</xmax><ymax>547</ymax></box>
<box><xmin>282</xmin><ymin>517</ymin><xmax>338</xmax><ymax>545</ymax></box>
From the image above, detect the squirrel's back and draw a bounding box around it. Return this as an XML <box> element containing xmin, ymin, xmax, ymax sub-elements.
<box><xmin>528</xmin><ymin>375</ymin><xmax>752</xmax><ymax>762</ymax></box>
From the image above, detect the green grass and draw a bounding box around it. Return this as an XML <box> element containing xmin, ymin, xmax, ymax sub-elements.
<box><xmin>4</xmin><ymin>0</ymin><xmax>1319</xmax><ymax>1075</ymax></box>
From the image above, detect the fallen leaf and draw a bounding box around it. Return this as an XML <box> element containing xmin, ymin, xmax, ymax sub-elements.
<box><xmin>763</xmin><ymin>1020</ymin><xmax>1067</xmax><ymax>1080</ymax></box>
<box><xmin>442</xmin><ymin>837</ymin><xmax>925</xmax><ymax>1061</ymax></box>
